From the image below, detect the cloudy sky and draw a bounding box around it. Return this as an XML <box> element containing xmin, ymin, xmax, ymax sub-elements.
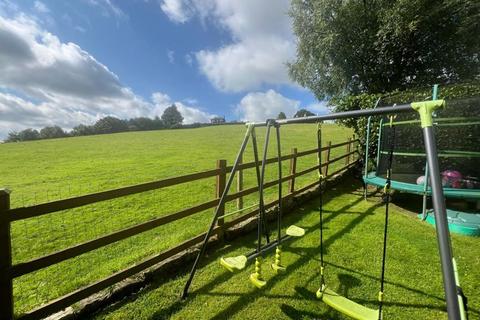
<box><xmin>0</xmin><ymin>0</ymin><xmax>328</xmax><ymax>138</ymax></box>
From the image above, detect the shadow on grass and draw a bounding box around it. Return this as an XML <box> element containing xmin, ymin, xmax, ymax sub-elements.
<box><xmin>185</xmin><ymin>186</ymin><xmax>380</xmax><ymax>319</ymax></box>
<box><xmin>90</xmin><ymin>180</ymin><xmax>473</xmax><ymax>319</ymax></box>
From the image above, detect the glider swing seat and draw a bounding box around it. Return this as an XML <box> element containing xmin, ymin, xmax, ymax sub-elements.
<box><xmin>179</xmin><ymin>119</ymin><xmax>305</xmax><ymax>291</ymax></box>
<box><xmin>181</xmin><ymin>100</ymin><xmax>467</xmax><ymax>320</ymax></box>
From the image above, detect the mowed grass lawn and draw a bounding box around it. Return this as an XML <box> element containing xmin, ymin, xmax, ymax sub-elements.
<box><xmin>90</xmin><ymin>180</ymin><xmax>480</xmax><ymax>320</ymax></box>
<box><xmin>0</xmin><ymin>124</ymin><xmax>354</xmax><ymax>316</ymax></box>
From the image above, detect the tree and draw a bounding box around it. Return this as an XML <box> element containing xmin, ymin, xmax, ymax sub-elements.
<box><xmin>161</xmin><ymin>104</ymin><xmax>183</xmax><ymax>128</ymax></box>
<box><xmin>277</xmin><ymin>112</ymin><xmax>287</xmax><ymax>120</ymax></box>
<box><xmin>128</xmin><ymin>117</ymin><xmax>156</xmax><ymax>131</ymax></box>
<box><xmin>93</xmin><ymin>116</ymin><xmax>128</xmax><ymax>134</ymax></box>
<box><xmin>289</xmin><ymin>0</ymin><xmax>480</xmax><ymax>99</ymax></box>
<box><xmin>294</xmin><ymin>109</ymin><xmax>315</xmax><ymax>118</ymax></box>
<box><xmin>40</xmin><ymin>126</ymin><xmax>67</xmax><ymax>139</ymax></box>
<box><xmin>5</xmin><ymin>131</ymin><xmax>20</xmax><ymax>142</ymax></box>
<box><xmin>17</xmin><ymin>128</ymin><xmax>40</xmax><ymax>141</ymax></box>
<box><xmin>152</xmin><ymin>116</ymin><xmax>165</xmax><ymax>130</ymax></box>
<box><xmin>210</xmin><ymin>116</ymin><xmax>226</xmax><ymax>124</ymax></box>
<box><xmin>71</xmin><ymin>124</ymin><xmax>94</xmax><ymax>136</ymax></box>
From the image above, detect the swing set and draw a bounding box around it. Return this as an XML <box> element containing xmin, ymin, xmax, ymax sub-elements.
<box><xmin>181</xmin><ymin>100</ymin><xmax>468</xmax><ymax>320</ymax></box>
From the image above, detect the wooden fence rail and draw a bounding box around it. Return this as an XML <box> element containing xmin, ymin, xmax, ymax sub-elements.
<box><xmin>0</xmin><ymin>138</ymin><xmax>359</xmax><ymax>320</ymax></box>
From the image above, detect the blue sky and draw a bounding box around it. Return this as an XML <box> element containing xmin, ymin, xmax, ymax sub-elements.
<box><xmin>0</xmin><ymin>0</ymin><xmax>328</xmax><ymax>138</ymax></box>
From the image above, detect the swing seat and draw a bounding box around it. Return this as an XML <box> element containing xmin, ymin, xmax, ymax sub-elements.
<box><xmin>249</xmin><ymin>272</ymin><xmax>267</xmax><ymax>288</ymax></box>
<box><xmin>271</xmin><ymin>262</ymin><xmax>286</xmax><ymax>273</ymax></box>
<box><xmin>317</xmin><ymin>287</ymin><xmax>379</xmax><ymax>320</ymax></box>
<box><xmin>220</xmin><ymin>255</ymin><xmax>247</xmax><ymax>272</ymax></box>
<box><xmin>286</xmin><ymin>225</ymin><xmax>305</xmax><ymax>237</ymax></box>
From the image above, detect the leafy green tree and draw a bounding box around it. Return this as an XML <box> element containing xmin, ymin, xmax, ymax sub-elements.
<box><xmin>294</xmin><ymin>109</ymin><xmax>315</xmax><ymax>118</ymax></box>
<box><xmin>289</xmin><ymin>0</ymin><xmax>480</xmax><ymax>99</ymax></box>
<box><xmin>128</xmin><ymin>117</ymin><xmax>157</xmax><ymax>131</ymax></box>
<box><xmin>161</xmin><ymin>104</ymin><xmax>183</xmax><ymax>128</ymax></box>
<box><xmin>152</xmin><ymin>116</ymin><xmax>165</xmax><ymax>130</ymax></box>
<box><xmin>93</xmin><ymin>116</ymin><xmax>128</xmax><ymax>134</ymax></box>
<box><xmin>40</xmin><ymin>126</ymin><xmax>67</xmax><ymax>139</ymax></box>
<box><xmin>71</xmin><ymin>124</ymin><xmax>94</xmax><ymax>136</ymax></box>
<box><xmin>5</xmin><ymin>131</ymin><xmax>20</xmax><ymax>142</ymax></box>
<box><xmin>277</xmin><ymin>112</ymin><xmax>287</xmax><ymax>119</ymax></box>
<box><xmin>17</xmin><ymin>128</ymin><xmax>40</xmax><ymax>141</ymax></box>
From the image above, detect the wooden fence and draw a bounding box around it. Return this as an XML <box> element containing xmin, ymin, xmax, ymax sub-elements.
<box><xmin>0</xmin><ymin>137</ymin><xmax>359</xmax><ymax>320</ymax></box>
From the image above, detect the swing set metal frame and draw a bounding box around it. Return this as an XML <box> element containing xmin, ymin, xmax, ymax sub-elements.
<box><xmin>181</xmin><ymin>99</ymin><xmax>466</xmax><ymax>320</ymax></box>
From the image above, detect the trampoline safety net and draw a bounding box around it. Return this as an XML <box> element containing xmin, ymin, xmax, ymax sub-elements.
<box><xmin>376</xmin><ymin>97</ymin><xmax>480</xmax><ymax>190</ymax></box>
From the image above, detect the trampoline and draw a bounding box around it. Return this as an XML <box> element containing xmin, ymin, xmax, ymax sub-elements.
<box><xmin>364</xmin><ymin>89</ymin><xmax>480</xmax><ymax>236</ymax></box>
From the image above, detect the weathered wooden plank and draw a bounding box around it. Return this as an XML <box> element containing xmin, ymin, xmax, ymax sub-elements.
<box><xmin>289</xmin><ymin>148</ymin><xmax>298</xmax><ymax>193</ymax></box>
<box><xmin>8</xmin><ymin>169</ymin><xmax>220</xmax><ymax>221</ymax></box>
<box><xmin>11</xmin><ymin>199</ymin><xmax>219</xmax><ymax>278</ymax></box>
<box><xmin>0</xmin><ymin>189</ymin><xmax>13</xmax><ymax>320</ymax></box>
<box><xmin>215</xmin><ymin>160</ymin><xmax>227</xmax><ymax>238</ymax></box>
<box><xmin>19</xmin><ymin>228</ymin><xmax>221</xmax><ymax>320</ymax></box>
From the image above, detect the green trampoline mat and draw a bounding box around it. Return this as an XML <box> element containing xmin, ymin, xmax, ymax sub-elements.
<box><xmin>364</xmin><ymin>172</ymin><xmax>480</xmax><ymax>200</ymax></box>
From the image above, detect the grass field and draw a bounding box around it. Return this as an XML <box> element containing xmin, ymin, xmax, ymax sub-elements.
<box><xmin>88</xmin><ymin>180</ymin><xmax>480</xmax><ymax>320</ymax></box>
<box><xmin>0</xmin><ymin>124</ymin><xmax>354</xmax><ymax>316</ymax></box>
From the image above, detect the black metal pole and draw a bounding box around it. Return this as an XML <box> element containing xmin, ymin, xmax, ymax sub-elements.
<box><xmin>378</xmin><ymin>122</ymin><xmax>396</xmax><ymax>318</ymax></box>
<box><xmin>275</xmin><ymin>124</ymin><xmax>282</xmax><ymax>243</ymax></box>
<box><xmin>251</xmin><ymin>104</ymin><xmax>413</xmax><ymax>127</ymax></box>
<box><xmin>317</xmin><ymin>124</ymin><xmax>325</xmax><ymax>287</ymax></box>
<box><xmin>423</xmin><ymin>126</ymin><xmax>461</xmax><ymax>320</ymax></box>
<box><xmin>181</xmin><ymin>125</ymin><xmax>253</xmax><ymax>299</ymax></box>
<box><xmin>257</xmin><ymin>122</ymin><xmax>273</xmax><ymax>252</ymax></box>
<box><xmin>251</xmin><ymin>128</ymin><xmax>270</xmax><ymax>243</ymax></box>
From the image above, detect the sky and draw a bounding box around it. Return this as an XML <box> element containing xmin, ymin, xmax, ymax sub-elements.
<box><xmin>0</xmin><ymin>0</ymin><xmax>329</xmax><ymax>138</ymax></box>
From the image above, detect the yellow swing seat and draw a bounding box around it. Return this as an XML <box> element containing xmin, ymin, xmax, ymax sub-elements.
<box><xmin>317</xmin><ymin>287</ymin><xmax>379</xmax><ymax>320</ymax></box>
<box><xmin>220</xmin><ymin>255</ymin><xmax>247</xmax><ymax>272</ymax></box>
<box><xmin>286</xmin><ymin>225</ymin><xmax>305</xmax><ymax>237</ymax></box>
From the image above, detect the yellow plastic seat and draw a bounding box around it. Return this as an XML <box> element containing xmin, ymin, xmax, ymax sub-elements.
<box><xmin>249</xmin><ymin>272</ymin><xmax>267</xmax><ymax>288</ymax></box>
<box><xmin>317</xmin><ymin>287</ymin><xmax>379</xmax><ymax>320</ymax></box>
<box><xmin>220</xmin><ymin>255</ymin><xmax>247</xmax><ymax>272</ymax></box>
<box><xmin>286</xmin><ymin>225</ymin><xmax>305</xmax><ymax>237</ymax></box>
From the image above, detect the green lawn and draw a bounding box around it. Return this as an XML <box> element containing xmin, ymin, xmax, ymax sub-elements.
<box><xmin>0</xmin><ymin>124</ymin><xmax>354</xmax><ymax>316</ymax></box>
<box><xmin>90</xmin><ymin>180</ymin><xmax>480</xmax><ymax>320</ymax></box>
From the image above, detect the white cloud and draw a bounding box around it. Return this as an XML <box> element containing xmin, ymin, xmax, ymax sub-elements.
<box><xmin>184</xmin><ymin>53</ymin><xmax>193</xmax><ymax>65</ymax></box>
<box><xmin>0</xmin><ymin>15</ymin><xmax>213</xmax><ymax>138</ymax></box>
<box><xmin>160</xmin><ymin>0</ymin><xmax>193</xmax><ymax>23</ymax></box>
<box><xmin>34</xmin><ymin>1</ymin><xmax>49</xmax><ymax>13</ymax></box>
<box><xmin>74</xmin><ymin>25</ymin><xmax>86</xmax><ymax>33</ymax></box>
<box><xmin>167</xmin><ymin>49</ymin><xmax>175</xmax><ymax>63</ymax></box>
<box><xmin>236</xmin><ymin>89</ymin><xmax>299</xmax><ymax>122</ymax></box>
<box><xmin>160</xmin><ymin>0</ymin><xmax>295</xmax><ymax>92</ymax></box>
<box><xmin>307</xmin><ymin>101</ymin><xmax>330</xmax><ymax>115</ymax></box>
<box><xmin>152</xmin><ymin>91</ymin><xmax>214</xmax><ymax>124</ymax></box>
<box><xmin>0</xmin><ymin>15</ymin><xmax>149</xmax><ymax>113</ymax></box>
<box><xmin>196</xmin><ymin>37</ymin><xmax>294</xmax><ymax>92</ymax></box>
<box><xmin>183</xmin><ymin>97</ymin><xmax>197</xmax><ymax>104</ymax></box>
<box><xmin>86</xmin><ymin>0</ymin><xmax>127</xmax><ymax>20</ymax></box>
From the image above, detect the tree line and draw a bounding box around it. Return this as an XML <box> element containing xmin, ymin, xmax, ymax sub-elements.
<box><xmin>5</xmin><ymin>104</ymin><xmax>186</xmax><ymax>143</ymax></box>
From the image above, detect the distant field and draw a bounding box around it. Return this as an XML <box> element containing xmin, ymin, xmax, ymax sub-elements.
<box><xmin>0</xmin><ymin>123</ymin><xmax>353</xmax><ymax>315</ymax></box>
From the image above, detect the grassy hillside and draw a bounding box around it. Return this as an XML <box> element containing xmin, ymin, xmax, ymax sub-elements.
<box><xmin>0</xmin><ymin>124</ymin><xmax>354</xmax><ymax>315</ymax></box>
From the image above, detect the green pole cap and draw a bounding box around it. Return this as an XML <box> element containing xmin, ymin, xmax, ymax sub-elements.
<box><xmin>411</xmin><ymin>99</ymin><xmax>446</xmax><ymax>128</ymax></box>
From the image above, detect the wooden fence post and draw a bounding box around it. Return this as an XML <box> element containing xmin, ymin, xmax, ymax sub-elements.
<box><xmin>324</xmin><ymin>141</ymin><xmax>332</xmax><ymax>177</ymax></box>
<box><xmin>215</xmin><ymin>160</ymin><xmax>227</xmax><ymax>239</ymax></box>
<box><xmin>289</xmin><ymin>148</ymin><xmax>298</xmax><ymax>194</ymax></box>
<box><xmin>0</xmin><ymin>189</ymin><xmax>13</xmax><ymax>320</ymax></box>
<box><xmin>237</xmin><ymin>154</ymin><xmax>243</xmax><ymax>211</ymax></box>
<box><xmin>345</xmin><ymin>137</ymin><xmax>352</xmax><ymax>166</ymax></box>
